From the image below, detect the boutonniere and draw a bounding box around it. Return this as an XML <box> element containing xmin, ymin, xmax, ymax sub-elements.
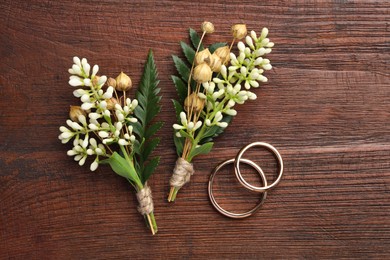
<box><xmin>59</xmin><ymin>51</ymin><xmax>161</xmax><ymax>234</ymax></box>
<box><xmin>168</xmin><ymin>22</ymin><xmax>274</xmax><ymax>202</ymax></box>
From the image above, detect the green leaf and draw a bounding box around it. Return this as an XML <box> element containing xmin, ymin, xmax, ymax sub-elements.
<box><xmin>172</xmin><ymin>55</ymin><xmax>190</xmax><ymax>82</ymax></box>
<box><xmin>187</xmin><ymin>142</ymin><xmax>214</xmax><ymax>162</ymax></box>
<box><xmin>179</xmin><ymin>129</ymin><xmax>194</xmax><ymax>141</ymax></box>
<box><xmin>143</xmin><ymin>138</ymin><xmax>160</xmax><ymax>160</ymax></box>
<box><xmin>189</xmin><ymin>28</ymin><xmax>204</xmax><ymax>51</ymax></box>
<box><xmin>132</xmin><ymin>50</ymin><xmax>162</xmax><ymax>183</ymax></box>
<box><xmin>199</xmin><ymin>115</ymin><xmax>233</xmax><ymax>144</ymax></box>
<box><xmin>172</xmin><ymin>99</ymin><xmax>183</xmax><ymax>122</ymax></box>
<box><xmin>145</xmin><ymin>122</ymin><xmax>163</xmax><ymax>140</ymax></box>
<box><xmin>171</xmin><ymin>76</ymin><xmax>187</xmax><ymax>104</ymax></box>
<box><xmin>132</xmin><ymin>123</ymin><xmax>143</xmax><ymax>138</ymax></box>
<box><xmin>209</xmin><ymin>42</ymin><xmax>227</xmax><ymax>53</ymax></box>
<box><xmin>142</xmin><ymin>157</ymin><xmax>160</xmax><ymax>183</ymax></box>
<box><xmin>100</xmin><ymin>152</ymin><xmax>142</xmax><ymax>188</ymax></box>
<box><xmin>180</xmin><ymin>41</ymin><xmax>196</xmax><ymax>64</ymax></box>
<box><xmin>173</xmin><ymin>133</ymin><xmax>184</xmax><ymax>156</ymax></box>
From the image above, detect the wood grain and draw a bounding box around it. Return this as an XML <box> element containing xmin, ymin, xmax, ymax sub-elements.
<box><xmin>1</xmin><ymin>0</ymin><xmax>389</xmax><ymax>258</ymax></box>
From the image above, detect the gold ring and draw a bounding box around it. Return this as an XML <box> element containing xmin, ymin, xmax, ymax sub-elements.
<box><xmin>234</xmin><ymin>142</ymin><xmax>283</xmax><ymax>192</ymax></box>
<box><xmin>208</xmin><ymin>158</ymin><xmax>267</xmax><ymax>219</ymax></box>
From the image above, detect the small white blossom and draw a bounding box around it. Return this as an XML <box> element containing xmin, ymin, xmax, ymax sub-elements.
<box><xmin>217</xmin><ymin>122</ymin><xmax>228</xmax><ymax>128</ymax></box>
<box><xmin>90</xmin><ymin>160</ymin><xmax>99</xmax><ymax>171</ymax></box>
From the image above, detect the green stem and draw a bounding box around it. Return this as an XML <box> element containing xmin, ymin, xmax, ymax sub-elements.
<box><xmin>147</xmin><ymin>212</ymin><xmax>158</xmax><ymax>235</ymax></box>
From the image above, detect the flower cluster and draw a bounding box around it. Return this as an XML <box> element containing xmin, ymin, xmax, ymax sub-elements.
<box><xmin>59</xmin><ymin>57</ymin><xmax>139</xmax><ymax>171</ymax></box>
<box><xmin>173</xmin><ymin>26</ymin><xmax>273</xmax><ymax>135</ymax></box>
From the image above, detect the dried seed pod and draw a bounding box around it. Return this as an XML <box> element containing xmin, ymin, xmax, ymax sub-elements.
<box><xmin>209</xmin><ymin>53</ymin><xmax>222</xmax><ymax>73</ymax></box>
<box><xmin>214</xmin><ymin>46</ymin><xmax>230</xmax><ymax>65</ymax></box>
<box><xmin>201</xmin><ymin>21</ymin><xmax>215</xmax><ymax>34</ymax></box>
<box><xmin>69</xmin><ymin>106</ymin><xmax>86</xmax><ymax>121</ymax></box>
<box><xmin>193</xmin><ymin>63</ymin><xmax>212</xmax><ymax>83</ymax></box>
<box><xmin>231</xmin><ymin>24</ymin><xmax>247</xmax><ymax>39</ymax></box>
<box><xmin>195</xmin><ymin>48</ymin><xmax>211</xmax><ymax>65</ymax></box>
<box><xmin>115</xmin><ymin>72</ymin><xmax>132</xmax><ymax>91</ymax></box>
<box><xmin>106</xmin><ymin>97</ymin><xmax>120</xmax><ymax>110</ymax></box>
<box><xmin>184</xmin><ymin>92</ymin><xmax>205</xmax><ymax>113</ymax></box>
<box><xmin>107</xmin><ymin>77</ymin><xmax>117</xmax><ymax>88</ymax></box>
<box><xmin>92</xmin><ymin>75</ymin><xmax>100</xmax><ymax>86</ymax></box>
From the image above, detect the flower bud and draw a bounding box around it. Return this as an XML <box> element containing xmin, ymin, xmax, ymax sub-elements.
<box><xmin>106</xmin><ymin>97</ymin><xmax>120</xmax><ymax>110</ymax></box>
<box><xmin>214</xmin><ymin>46</ymin><xmax>230</xmax><ymax>65</ymax></box>
<box><xmin>201</xmin><ymin>21</ymin><xmax>215</xmax><ymax>34</ymax></box>
<box><xmin>115</xmin><ymin>72</ymin><xmax>132</xmax><ymax>91</ymax></box>
<box><xmin>231</xmin><ymin>24</ymin><xmax>247</xmax><ymax>39</ymax></box>
<box><xmin>209</xmin><ymin>53</ymin><xmax>222</xmax><ymax>73</ymax></box>
<box><xmin>184</xmin><ymin>92</ymin><xmax>205</xmax><ymax>113</ymax></box>
<box><xmin>193</xmin><ymin>63</ymin><xmax>212</xmax><ymax>83</ymax></box>
<box><xmin>107</xmin><ymin>77</ymin><xmax>117</xmax><ymax>88</ymax></box>
<box><xmin>69</xmin><ymin>106</ymin><xmax>86</xmax><ymax>122</ymax></box>
<box><xmin>195</xmin><ymin>48</ymin><xmax>211</xmax><ymax>65</ymax></box>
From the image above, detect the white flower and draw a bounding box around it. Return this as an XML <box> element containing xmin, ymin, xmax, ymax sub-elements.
<box><xmin>217</xmin><ymin>122</ymin><xmax>228</xmax><ymax>128</ymax></box>
<box><xmin>173</xmin><ymin>124</ymin><xmax>185</xmax><ymax>130</ymax></box>
<box><xmin>263</xmin><ymin>63</ymin><xmax>272</xmax><ymax>70</ymax></box>
<box><xmin>78</xmin><ymin>155</ymin><xmax>87</xmax><ymax>166</ymax></box>
<box><xmin>91</xmin><ymin>65</ymin><xmax>99</xmax><ymax>77</ymax></box>
<box><xmin>98</xmin><ymin>131</ymin><xmax>109</xmax><ymax>138</ymax></box>
<box><xmin>237</xmin><ymin>41</ymin><xmax>245</xmax><ymax>52</ymax></box>
<box><xmin>103</xmin><ymin>86</ymin><xmax>114</xmax><ymax>99</ymax></box>
<box><xmin>250</xmin><ymin>30</ymin><xmax>257</xmax><ymax>40</ymax></box>
<box><xmin>81</xmin><ymin>102</ymin><xmax>94</xmax><ymax>110</ymax></box>
<box><xmin>198</xmin><ymin>92</ymin><xmax>206</xmax><ymax>99</ymax></box>
<box><xmin>180</xmin><ymin>112</ymin><xmax>187</xmax><ymax>125</ymax></box>
<box><xmin>69</xmin><ymin>76</ymin><xmax>84</xmax><ymax>87</ymax></box>
<box><xmin>245</xmin><ymin>36</ymin><xmax>254</xmax><ymax>49</ymax></box>
<box><xmin>118</xmin><ymin>139</ymin><xmax>129</xmax><ymax>146</ymax></box>
<box><xmin>96</xmin><ymin>75</ymin><xmax>107</xmax><ymax>87</ymax></box>
<box><xmin>187</xmin><ymin>122</ymin><xmax>195</xmax><ymax>130</ymax></box>
<box><xmin>193</xmin><ymin>121</ymin><xmax>202</xmax><ymax>131</ymax></box>
<box><xmin>247</xmin><ymin>91</ymin><xmax>257</xmax><ymax>100</ymax></box>
<box><xmin>254</xmin><ymin>48</ymin><xmax>266</xmax><ymax>57</ymax></box>
<box><xmin>220</xmin><ymin>65</ymin><xmax>227</xmax><ymax>79</ymax></box>
<box><xmin>73</xmin><ymin>57</ymin><xmax>81</xmax><ymax>67</ymax></box>
<box><xmin>81</xmin><ymin>58</ymin><xmax>89</xmax><ymax>75</ymax></box>
<box><xmin>90</xmin><ymin>160</ymin><xmax>99</xmax><ymax>171</ymax></box>
<box><xmin>212</xmin><ymin>89</ymin><xmax>224</xmax><ymax>100</ymax></box>
<box><xmin>260</xmin><ymin>27</ymin><xmax>268</xmax><ymax>39</ymax></box>
<box><xmin>214</xmin><ymin>111</ymin><xmax>223</xmax><ymax>123</ymax></box>
<box><xmin>224</xmin><ymin>109</ymin><xmax>237</xmax><ymax>116</ymax></box>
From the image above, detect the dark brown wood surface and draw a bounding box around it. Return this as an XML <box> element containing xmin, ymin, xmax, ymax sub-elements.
<box><xmin>1</xmin><ymin>0</ymin><xmax>389</xmax><ymax>259</ymax></box>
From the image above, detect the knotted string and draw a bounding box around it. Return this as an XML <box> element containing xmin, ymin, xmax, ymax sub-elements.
<box><xmin>136</xmin><ymin>183</ymin><xmax>154</xmax><ymax>215</ymax></box>
<box><xmin>170</xmin><ymin>157</ymin><xmax>195</xmax><ymax>189</ymax></box>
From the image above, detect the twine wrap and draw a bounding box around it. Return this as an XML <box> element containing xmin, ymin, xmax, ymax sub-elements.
<box><xmin>170</xmin><ymin>157</ymin><xmax>195</xmax><ymax>188</ymax></box>
<box><xmin>136</xmin><ymin>184</ymin><xmax>154</xmax><ymax>215</ymax></box>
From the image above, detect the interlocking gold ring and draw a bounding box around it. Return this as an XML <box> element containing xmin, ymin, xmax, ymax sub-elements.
<box><xmin>234</xmin><ymin>142</ymin><xmax>283</xmax><ymax>192</ymax></box>
<box><xmin>208</xmin><ymin>158</ymin><xmax>268</xmax><ymax>219</ymax></box>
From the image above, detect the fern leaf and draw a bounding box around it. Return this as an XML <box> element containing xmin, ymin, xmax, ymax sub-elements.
<box><xmin>171</xmin><ymin>75</ymin><xmax>187</xmax><ymax>103</ymax></box>
<box><xmin>180</xmin><ymin>41</ymin><xmax>196</xmax><ymax>64</ymax></box>
<box><xmin>142</xmin><ymin>157</ymin><xmax>160</xmax><ymax>183</ymax></box>
<box><xmin>172</xmin><ymin>55</ymin><xmax>190</xmax><ymax>82</ymax></box>
<box><xmin>189</xmin><ymin>28</ymin><xmax>204</xmax><ymax>51</ymax></box>
<box><xmin>133</xmin><ymin>50</ymin><xmax>162</xmax><ymax>183</ymax></box>
<box><xmin>172</xmin><ymin>99</ymin><xmax>183</xmax><ymax>122</ymax></box>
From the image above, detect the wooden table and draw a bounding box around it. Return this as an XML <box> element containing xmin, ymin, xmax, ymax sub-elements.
<box><xmin>1</xmin><ymin>1</ymin><xmax>389</xmax><ymax>258</ymax></box>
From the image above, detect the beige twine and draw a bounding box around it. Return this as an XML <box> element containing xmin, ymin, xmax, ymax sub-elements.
<box><xmin>170</xmin><ymin>157</ymin><xmax>195</xmax><ymax>188</ymax></box>
<box><xmin>136</xmin><ymin>184</ymin><xmax>154</xmax><ymax>215</ymax></box>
